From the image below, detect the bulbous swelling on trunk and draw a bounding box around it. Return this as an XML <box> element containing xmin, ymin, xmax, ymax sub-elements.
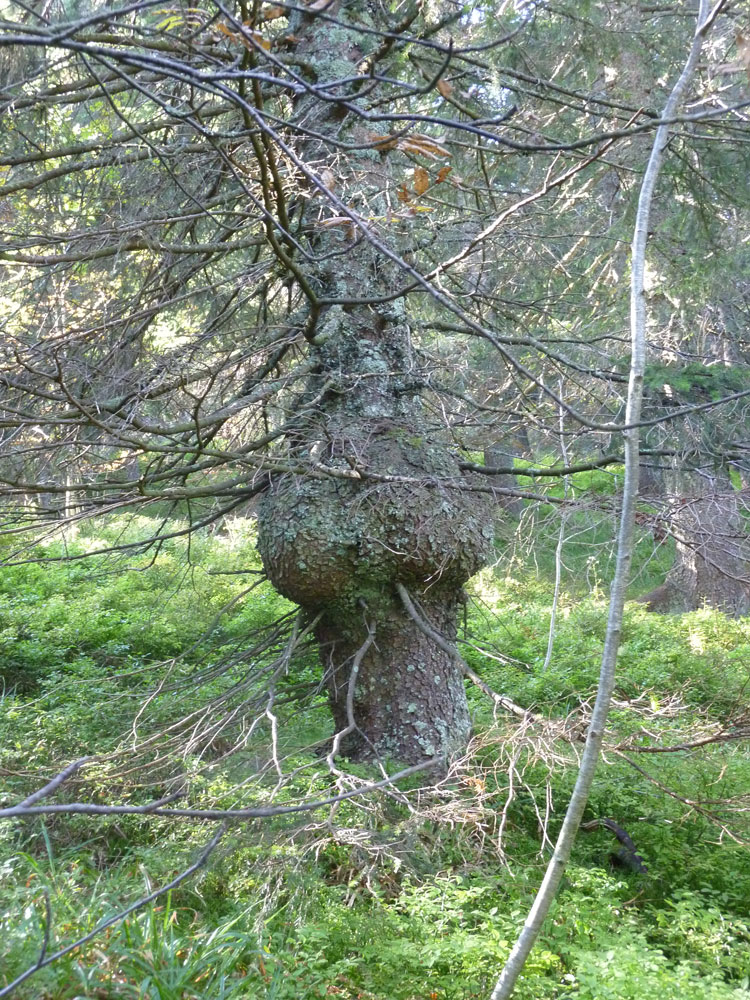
<box><xmin>256</xmin><ymin>410</ymin><xmax>494</xmax><ymax>764</ymax></box>
<box><xmin>256</xmin><ymin>446</ymin><xmax>493</xmax><ymax>609</ymax></box>
<box><xmin>257</xmin><ymin>304</ymin><xmax>493</xmax><ymax>611</ymax></box>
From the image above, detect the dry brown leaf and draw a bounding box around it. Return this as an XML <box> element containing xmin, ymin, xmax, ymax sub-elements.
<box><xmin>216</xmin><ymin>21</ymin><xmax>272</xmax><ymax>50</ymax></box>
<box><xmin>368</xmin><ymin>131</ymin><xmax>448</xmax><ymax>158</ymax></box>
<box><xmin>400</xmin><ymin>134</ymin><xmax>450</xmax><ymax>159</ymax></box>
<box><xmin>248</xmin><ymin>30</ymin><xmax>272</xmax><ymax>50</ymax></box>
<box><xmin>397</xmin><ymin>183</ymin><xmax>411</xmax><ymax>203</ymax></box>
<box><xmin>369</xmin><ymin>133</ymin><xmax>398</xmax><ymax>151</ymax></box>
<box><xmin>436</xmin><ymin>78</ymin><xmax>452</xmax><ymax>98</ymax></box>
<box><xmin>318</xmin><ymin>217</ymin><xmax>355</xmax><ymax>239</ymax></box>
<box><xmin>319</xmin><ymin>168</ymin><xmax>336</xmax><ymax>191</ymax></box>
<box><xmin>436</xmin><ymin>165</ymin><xmax>451</xmax><ymax>184</ymax></box>
<box><xmin>413</xmin><ymin>166</ymin><xmax>430</xmax><ymax>196</ymax></box>
<box><xmin>262</xmin><ymin>4</ymin><xmax>286</xmax><ymax>20</ymax></box>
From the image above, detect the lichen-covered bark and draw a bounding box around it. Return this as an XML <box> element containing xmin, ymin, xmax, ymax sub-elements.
<box><xmin>257</xmin><ymin>293</ymin><xmax>493</xmax><ymax>762</ymax></box>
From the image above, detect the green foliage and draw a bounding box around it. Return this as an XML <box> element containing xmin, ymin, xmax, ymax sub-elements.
<box><xmin>0</xmin><ymin>517</ymin><xmax>286</xmax><ymax>692</ymax></box>
<box><xmin>3</xmin><ymin>516</ymin><xmax>750</xmax><ymax>999</ymax></box>
<box><xmin>644</xmin><ymin>361</ymin><xmax>749</xmax><ymax>404</ymax></box>
<box><xmin>255</xmin><ymin>874</ymin><xmax>562</xmax><ymax>1000</ymax></box>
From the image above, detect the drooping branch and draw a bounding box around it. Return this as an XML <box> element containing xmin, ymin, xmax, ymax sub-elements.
<box><xmin>0</xmin><ymin>758</ymin><xmax>438</xmax><ymax>821</ymax></box>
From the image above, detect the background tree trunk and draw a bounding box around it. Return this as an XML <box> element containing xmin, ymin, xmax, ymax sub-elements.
<box><xmin>661</xmin><ymin>468</ymin><xmax>750</xmax><ymax>615</ymax></box>
<box><xmin>484</xmin><ymin>439</ymin><xmax>525</xmax><ymax>517</ymax></box>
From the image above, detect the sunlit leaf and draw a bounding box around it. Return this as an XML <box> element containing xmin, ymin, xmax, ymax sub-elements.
<box><xmin>413</xmin><ymin>167</ymin><xmax>430</xmax><ymax>196</ymax></box>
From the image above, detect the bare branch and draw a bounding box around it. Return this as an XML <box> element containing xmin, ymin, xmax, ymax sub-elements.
<box><xmin>0</xmin><ymin>825</ymin><xmax>228</xmax><ymax>999</ymax></box>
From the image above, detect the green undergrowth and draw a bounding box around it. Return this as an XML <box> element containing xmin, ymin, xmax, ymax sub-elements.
<box><xmin>2</xmin><ymin>515</ymin><xmax>750</xmax><ymax>999</ymax></box>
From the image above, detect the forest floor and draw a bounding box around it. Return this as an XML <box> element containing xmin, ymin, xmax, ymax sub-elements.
<box><xmin>2</xmin><ymin>511</ymin><xmax>750</xmax><ymax>999</ymax></box>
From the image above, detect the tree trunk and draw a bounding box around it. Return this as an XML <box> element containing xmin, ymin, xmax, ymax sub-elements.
<box><xmin>256</xmin><ymin>302</ymin><xmax>493</xmax><ymax>762</ymax></box>
<box><xmin>483</xmin><ymin>441</ymin><xmax>524</xmax><ymax>517</ymax></box>
<box><xmin>317</xmin><ymin>589</ymin><xmax>470</xmax><ymax>763</ymax></box>
<box><xmin>661</xmin><ymin>469</ymin><xmax>750</xmax><ymax>615</ymax></box>
<box><xmin>252</xmin><ymin>3</ymin><xmax>495</xmax><ymax>764</ymax></box>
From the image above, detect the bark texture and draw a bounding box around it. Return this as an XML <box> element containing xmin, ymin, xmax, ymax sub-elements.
<box><xmin>257</xmin><ymin>247</ymin><xmax>493</xmax><ymax>762</ymax></box>
<box><xmin>317</xmin><ymin>591</ymin><xmax>471</xmax><ymax>762</ymax></box>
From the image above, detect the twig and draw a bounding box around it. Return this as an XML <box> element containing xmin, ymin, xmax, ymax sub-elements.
<box><xmin>15</xmin><ymin>757</ymin><xmax>93</xmax><ymax>808</ymax></box>
<box><xmin>327</xmin><ymin>617</ymin><xmax>377</xmax><ymax>776</ymax></box>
